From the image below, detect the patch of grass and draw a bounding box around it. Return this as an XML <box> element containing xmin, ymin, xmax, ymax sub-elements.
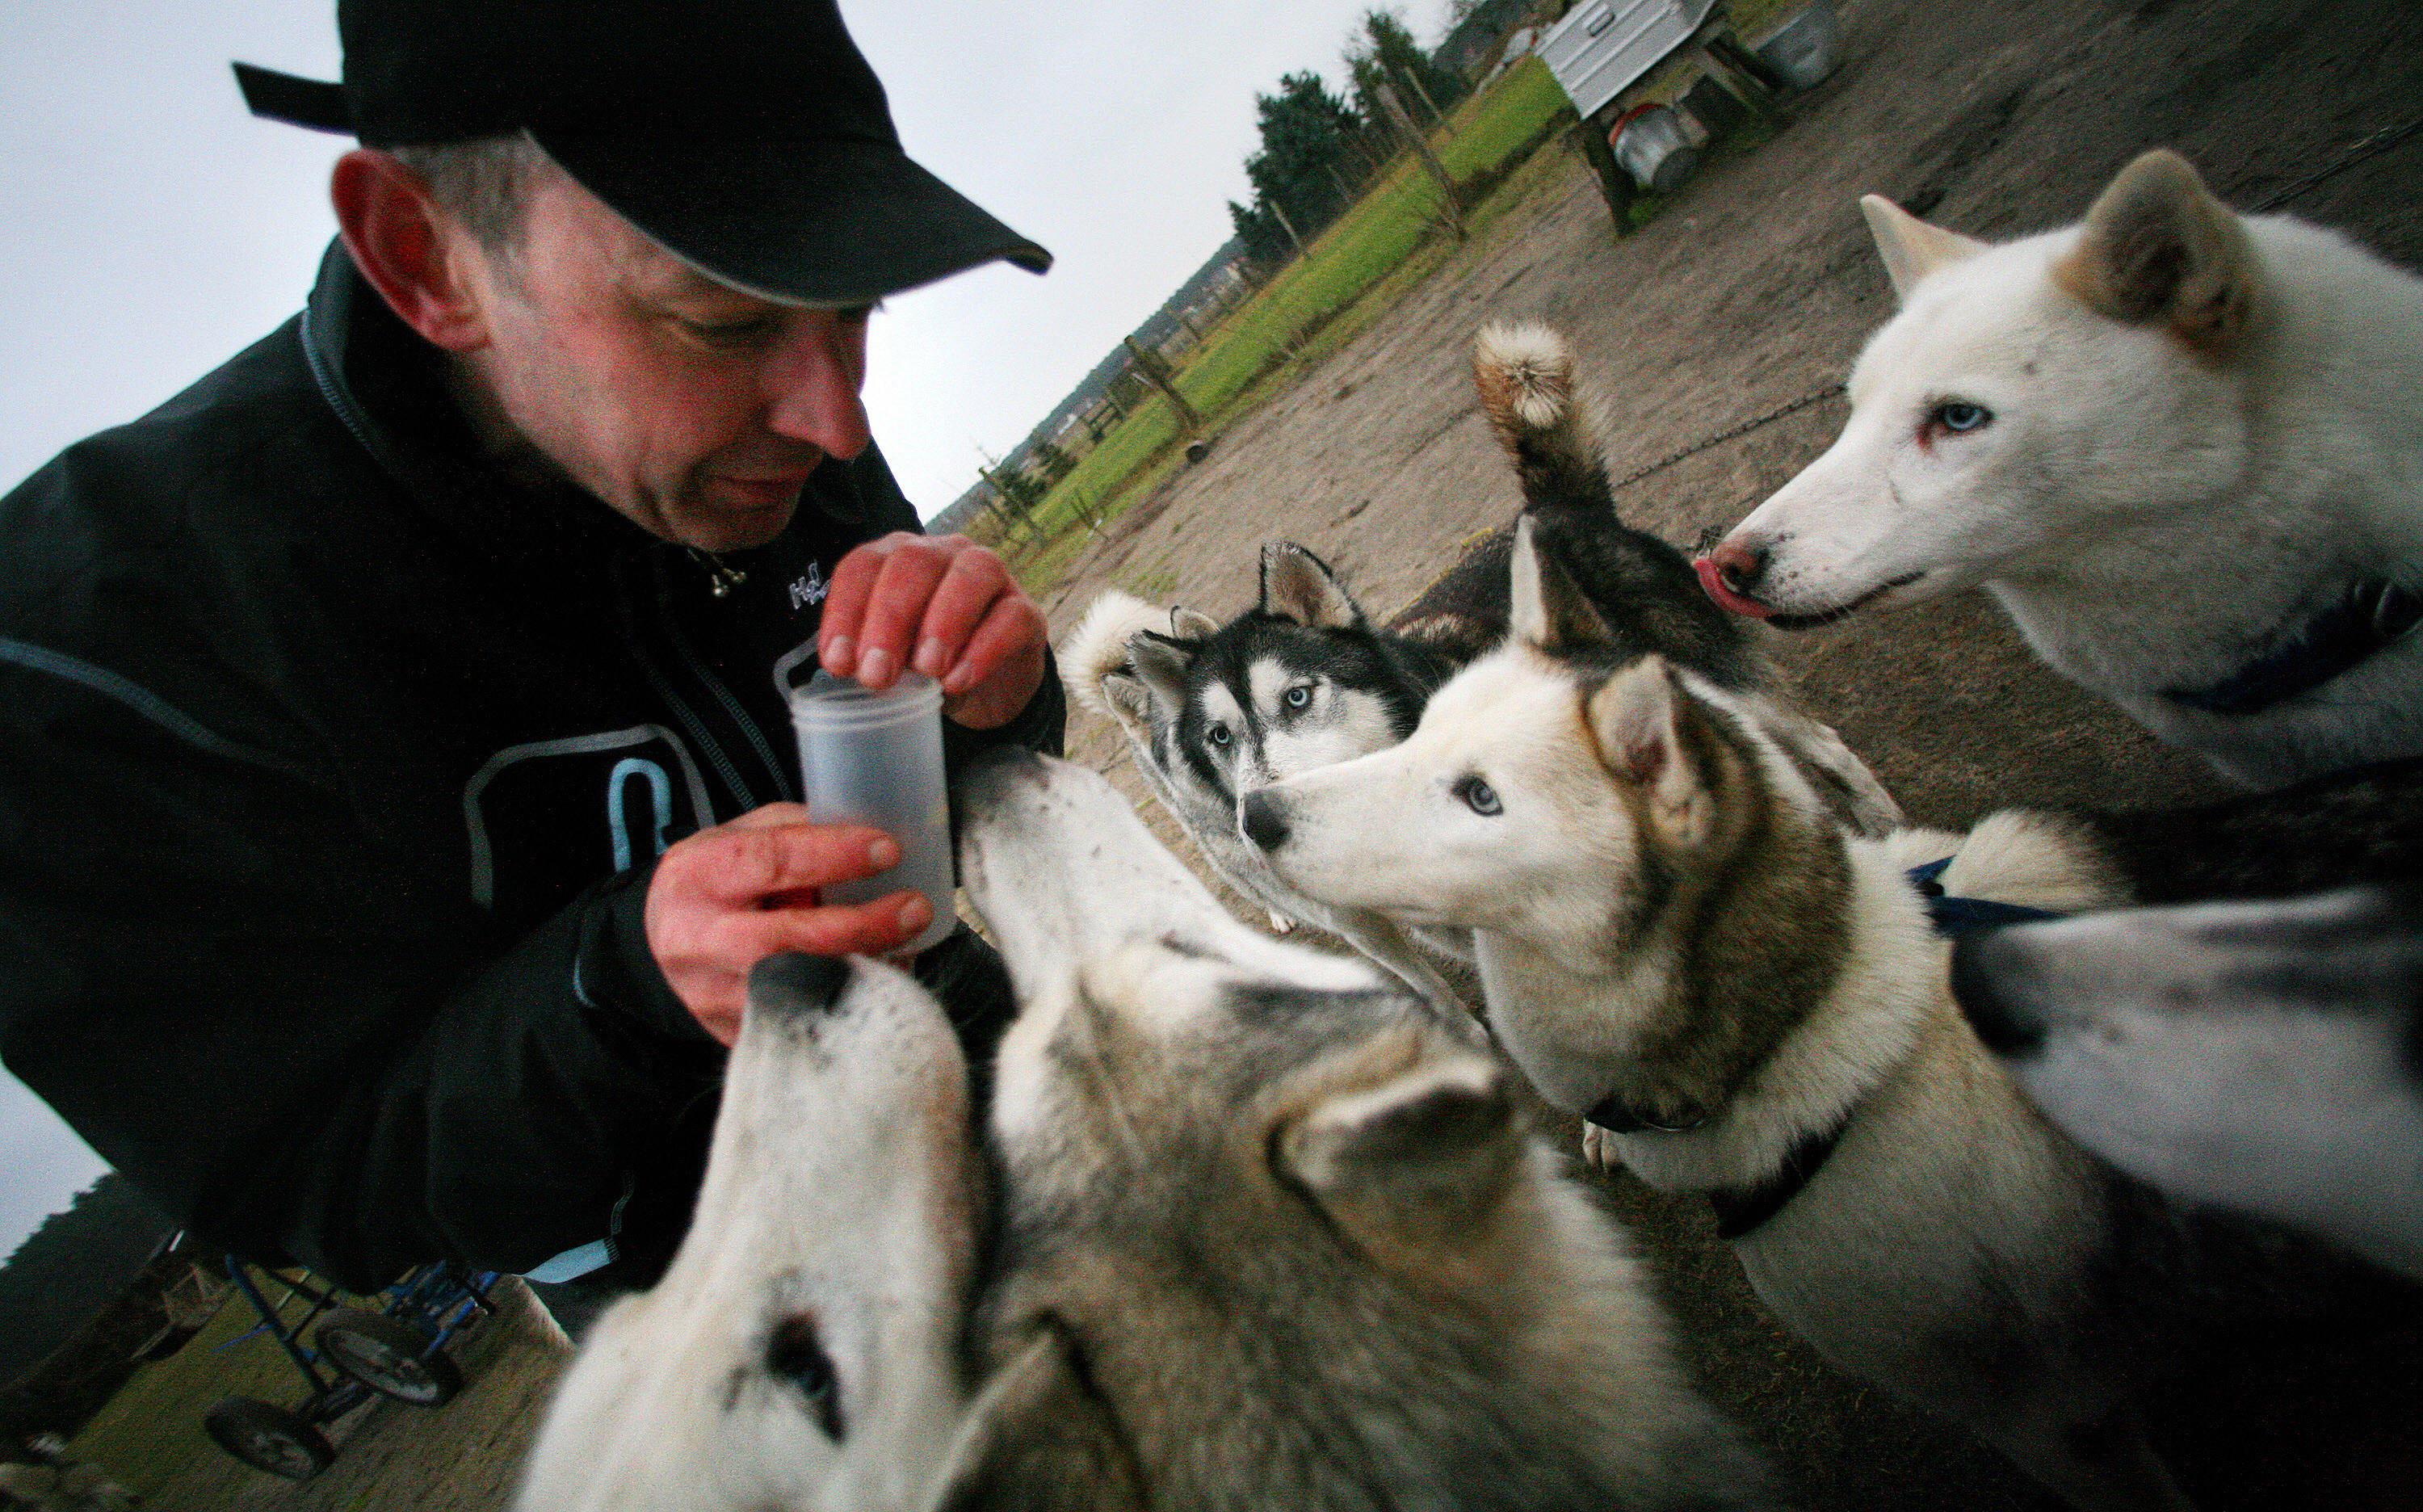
<box><xmin>995</xmin><ymin>58</ymin><xmax>1579</xmax><ymax>590</ymax></box>
<box><xmin>68</xmin><ymin>1272</ymin><xmax>376</xmax><ymax>1496</ymax></box>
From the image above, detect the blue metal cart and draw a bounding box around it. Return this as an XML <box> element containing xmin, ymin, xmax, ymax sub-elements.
<box><xmin>198</xmin><ymin>1256</ymin><xmax>500</xmax><ymax>1480</ymax></box>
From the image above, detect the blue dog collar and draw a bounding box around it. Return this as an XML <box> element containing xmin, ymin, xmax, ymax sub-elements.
<box><xmin>1905</xmin><ymin>856</ymin><xmax>2068</xmax><ymax>936</ymax></box>
<box><xmin>2164</xmin><ymin>578</ymin><xmax>2423</xmax><ymax>718</ymax></box>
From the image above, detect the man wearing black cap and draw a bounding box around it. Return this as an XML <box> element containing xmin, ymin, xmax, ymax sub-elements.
<box><xmin>0</xmin><ymin>0</ymin><xmax>1059</xmax><ymax>1321</ymax></box>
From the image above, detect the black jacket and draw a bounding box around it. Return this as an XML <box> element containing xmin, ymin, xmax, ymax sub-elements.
<box><xmin>0</xmin><ymin>246</ymin><xmax>1060</xmax><ymax>1292</ymax></box>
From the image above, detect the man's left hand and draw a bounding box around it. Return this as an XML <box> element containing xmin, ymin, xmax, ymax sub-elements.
<box><xmin>817</xmin><ymin>533</ymin><xmax>1046</xmax><ymax>729</ymax></box>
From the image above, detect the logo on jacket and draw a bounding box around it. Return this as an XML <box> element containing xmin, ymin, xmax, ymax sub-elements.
<box><xmin>788</xmin><ymin>565</ymin><xmax>829</xmax><ymax>611</ymax></box>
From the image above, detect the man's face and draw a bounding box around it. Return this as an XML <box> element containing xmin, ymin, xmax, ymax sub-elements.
<box><xmin>452</xmin><ymin>170</ymin><xmax>874</xmax><ymax>553</ymax></box>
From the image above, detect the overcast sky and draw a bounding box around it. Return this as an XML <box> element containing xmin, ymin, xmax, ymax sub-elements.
<box><xmin>0</xmin><ymin>1</ymin><xmax>1463</xmax><ymax>1262</ymax></box>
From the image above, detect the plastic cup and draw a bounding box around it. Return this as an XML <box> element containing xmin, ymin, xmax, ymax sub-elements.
<box><xmin>789</xmin><ymin>669</ymin><xmax>956</xmax><ymax>955</ymax></box>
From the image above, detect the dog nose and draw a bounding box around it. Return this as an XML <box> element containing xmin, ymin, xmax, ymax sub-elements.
<box><xmin>1241</xmin><ymin>790</ymin><xmax>1290</xmax><ymax>851</ymax></box>
<box><xmin>1706</xmin><ymin>539</ymin><xmax>1766</xmax><ymax>589</ymax></box>
<box><xmin>1947</xmin><ymin>935</ymin><xmax>2047</xmax><ymax>1058</ymax></box>
<box><xmin>1694</xmin><ymin>539</ymin><xmax>1777</xmax><ymax>618</ymax></box>
<box><xmin>749</xmin><ymin>952</ymin><xmax>855</xmax><ymax>1019</ymax></box>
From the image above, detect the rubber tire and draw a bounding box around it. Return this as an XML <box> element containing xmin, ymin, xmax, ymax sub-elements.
<box><xmin>316</xmin><ymin>1310</ymin><xmax>464</xmax><ymax>1406</ymax></box>
<box><xmin>203</xmin><ymin>1396</ymin><xmax>335</xmax><ymax>1480</ymax></box>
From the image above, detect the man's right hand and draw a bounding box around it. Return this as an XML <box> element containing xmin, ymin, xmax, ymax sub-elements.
<box><xmin>644</xmin><ymin>804</ymin><xmax>933</xmax><ymax>1046</ymax></box>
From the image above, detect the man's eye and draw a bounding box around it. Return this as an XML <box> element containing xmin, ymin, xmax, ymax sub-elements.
<box><xmin>678</xmin><ymin>316</ymin><xmax>780</xmax><ymax>347</ymax></box>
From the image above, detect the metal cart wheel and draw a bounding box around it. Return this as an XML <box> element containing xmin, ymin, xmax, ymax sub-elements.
<box><xmin>316</xmin><ymin>1309</ymin><xmax>464</xmax><ymax>1406</ymax></box>
<box><xmin>202</xmin><ymin>1396</ymin><xmax>336</xmax><ymax>1480</ymax></box>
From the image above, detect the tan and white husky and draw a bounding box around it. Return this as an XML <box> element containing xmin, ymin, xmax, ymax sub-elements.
<box><xmin>1700</xmin><ymin>149</ymin><xmax>2423</xmax><ymax>789</ymax></box>
<box><xmin>1242</xmin><ymin>522</ymin><xmax>2219</xmax><ymax>1510</ymax></box>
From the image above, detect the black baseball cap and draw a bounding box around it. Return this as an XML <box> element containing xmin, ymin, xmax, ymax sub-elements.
<box><xmin>233</xmin><ymin>0</ymin><xmax>1052</xmax><ymax>305</ymax></box>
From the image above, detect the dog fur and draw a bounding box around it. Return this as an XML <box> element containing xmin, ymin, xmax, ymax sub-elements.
<box><xmin>515</xmin><ymin>953</ymin><xmax>981</xmax><ymax>1512</ymax></box>
<box><xmin>1955</xmin><ymin>885</ymin><xmax>2423</xmax><ymax>1283</ymax></box>
<box><xmin>1702</xmin><ymin>148</ymin><xmax>2423</xmax><ymax>789</ymax></box>
<box><xmin>1242</xmin><ymin>527</ymin><xmax>2423</xmax><ymax>1509</ymax></box>
<box><xmin>1062</xmin><ymin>323</ymin><xmax>1896</xmax><ymax>1004</ymax></box>
<box><xmin>942</xmin><ymin>746</ymin><xmax>1786</xmax><ymax>1512</ymax></box>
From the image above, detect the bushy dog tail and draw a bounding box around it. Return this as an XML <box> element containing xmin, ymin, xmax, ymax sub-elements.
<box><xmin>1472</xmin><ymin>321</ymin><xmax>1616</xmax><ymax>515</ymax></box>
<box><xmin>1060</xmin><ymin>590</ymin><xmax>1171</xmax><ymax>720</ymax></box>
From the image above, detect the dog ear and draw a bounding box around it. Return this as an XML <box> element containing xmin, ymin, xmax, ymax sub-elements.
<box><xmin>1170</xmin><ymin>606</ymin><xmax>1220</xmax><ymax>640</ymax></box>
<box><xmin>922</xmin><ymin>1328</ymin><xmax>1146</xmax><ymax>1512</ymax></box>
<box><xmin>1098</xmin><ymin>670</ymin><xmax>1154</xmax><ymax>733</ymax></box>
<box><xmin>1508</xmin><ymin>516</ymin><xmax>1614</xmax><ymax>652</ymax></box>
<box><xmin>2051</xmin><ymin>149</ymin><xmax>2261</xmax><ymax>360</ymax></box>
<box><xmin>1282</xmin><ymin>1052</ymin><xmax>1518</xmax><ymax>1255</ymax></box>
<box><xmin>1859</xmin><ymin>194</ymin><xmax>1987</xmax><ymax>301</ymax></box>
<box><xmin>1125</xmin><ymin>631</ymin><xmax>1194</xmax><ymax>712</ymax></box>
<box><xmin>1588</xmin><ymin>657</ymin><xmax>1715</xmax><ymax>847</ymax></box>
<box><xmin>1260</xmin><ymin>542</ymin><xmax>1365</xmax><ymax>628</ymax></box>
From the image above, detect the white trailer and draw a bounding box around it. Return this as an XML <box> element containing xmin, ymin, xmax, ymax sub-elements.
<box><xmin>1536</xmin><ymin>0</ymin><xmax>1722</xmax><ymax>121</ymax></box>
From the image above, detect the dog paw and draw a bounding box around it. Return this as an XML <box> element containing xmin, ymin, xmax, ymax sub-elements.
<box><xmin>1268</xmin><ymin>909</ymin><xmax>1297</xmax><ymax>934</ymax></box>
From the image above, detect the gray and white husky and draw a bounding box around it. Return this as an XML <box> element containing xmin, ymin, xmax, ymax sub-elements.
<box><xmin>1701</xmin><ymin>149</ymin><xmax>2423</xmax><ymax>789</ymax></box>
<box><xmin>1065</xmin><ymin>323</ymin><xmax>1896</xmax><ymax>1008</ymax></box>
<box><xmin>516</xmin><ymin>954</ymin><xmax>982</xmax><ymax>1512</ymax></box>
<box><xmin>1242</xmin><ymin>521</ymin><xmax>2423</xmax><ymax>1510</ymax></box>
<box><xmin>941</xmin><ymin>747</ymin><xmax>1787</xmax><ymax>1511</ymax></box>
<box><xmin>1955</xmin><ymin>884</ymin><xmax>2423</xmax><ymax>1283</ymax></box>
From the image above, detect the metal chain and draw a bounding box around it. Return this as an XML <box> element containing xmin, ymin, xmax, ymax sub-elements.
<box><xmin>2250</xmin><ymin>113</ymin><xmax>2423</xmax><ymax>214</ymax></box>
<box><xmin>1606</xmin><ymin>380</ymin><xmax>1844</xmax><ymax>494</ymax></box>
<box><xmin>1606</xmin><ymin>112</ymin><xmax>2423</xmax><ymax>498</ymax></box>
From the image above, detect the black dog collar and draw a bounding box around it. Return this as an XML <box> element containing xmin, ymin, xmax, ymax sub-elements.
<box><xmin>2164</xmin><ymin>577</ymin><xmax>2423</xmax><ymax>718</ymax></box>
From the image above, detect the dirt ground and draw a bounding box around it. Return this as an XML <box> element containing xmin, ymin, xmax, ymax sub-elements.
<box><xmin>121</xmin><ymin>0</ymin><xmax>2423</xmax><ymax>1506</ymax></box>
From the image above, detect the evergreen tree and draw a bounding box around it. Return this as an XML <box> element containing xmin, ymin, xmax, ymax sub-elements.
<box><xmin>1348</xmin><ymin>7</ymin><xmax>1469</xmax><ymax>132</ymax></box>
<box><xmin>1239</xmin><ymin>71</ymin><xmax>1367</xmax><ymax>250</ymax></box>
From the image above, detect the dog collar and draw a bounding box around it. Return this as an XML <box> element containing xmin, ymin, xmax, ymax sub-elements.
<box><xmin>1705</xmin><ymin>1115</ymin><xmax>1852</xmax><ymax>1241</ymax></box>
<box><xmin>1905</xmin><ymin>857</ymin><xmax>2068</xmax><ymax>935</ymax></box>
<box><xmin>1695</xmin><ymin>863</ymin><xmax>2071</xmax><ymax>1241</ymax></box>
<box><xmin>2163</xmin><ymin>578</ymin><xmax>2423</xmax><ymax>718</ymax></box>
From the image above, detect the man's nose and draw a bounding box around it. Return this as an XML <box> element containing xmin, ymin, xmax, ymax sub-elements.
<box><xmin>763</xmin><ymin>313</ymin><xmax>872</xmax><ymax>460</ymax></box>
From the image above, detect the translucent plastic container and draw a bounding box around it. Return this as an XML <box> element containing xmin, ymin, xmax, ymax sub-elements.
<box><xmin>789</xmin><ymin>669</ymin><xmax>956</xmax><ymax>954</ymax></box>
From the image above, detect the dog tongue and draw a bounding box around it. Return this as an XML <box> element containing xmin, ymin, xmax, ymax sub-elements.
<box><xmin>1694</xmin><ymin>556</ymin><xmax>1773</xmax><ymax>619</ymax></box>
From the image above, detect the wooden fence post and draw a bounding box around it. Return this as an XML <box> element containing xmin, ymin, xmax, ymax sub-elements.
<box><xmin>1377</xmin><ymin>82</ymin><xmax>1463</xmax><ymax>241</ymax></box>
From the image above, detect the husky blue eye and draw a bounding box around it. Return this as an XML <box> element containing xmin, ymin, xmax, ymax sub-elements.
<box><xmin>1284</xmin><ymin>685</ymin><xmax>1313</xmax><ymax>710</ymax></box>
<box><xmin>1934</xmin><ymin>401</ymin><xmax>1991</xmax><ymax>434</ymax></box>
<box><xmin>1455</xmin><ymin>776</ymin><xmax>1501</xmax><ymax>816</ymax></box>
<box><xmin>1207</xmin><ymin>723</ymin><xmax>1231</xmax><ymax>747</ymax></box>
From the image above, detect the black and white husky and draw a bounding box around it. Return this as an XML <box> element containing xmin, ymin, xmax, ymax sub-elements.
<box><xmin>1955</xmin><ymin>884</ymin><xmax>2423</xmax><ymax>1283</ymax></box>
<box><xmin>1064</xmin><ymin>323</ymin><xmax>1897</xmax><ymax>1009</ymax></box>
<box><xmin>1063</xmin><ymin>542</ymin><xmax>1480</xmax><ymax>1012</ymax></box>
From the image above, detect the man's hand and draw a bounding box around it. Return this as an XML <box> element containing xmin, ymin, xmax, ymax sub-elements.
<box><xmin>645</xmin><ymin>804</ymin><xmax>932</xmax><ymax>1046</ymax></box>
<box><xmin>816</xmin><ymin>533</ymin><xmax>1046</xmax><ymax>729</ymax></box>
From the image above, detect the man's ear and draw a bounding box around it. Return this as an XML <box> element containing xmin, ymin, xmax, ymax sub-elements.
<box><xmin>330</xmin><ymin>148</ymin><xmax>493</xmax><ymax>353</ymax></box>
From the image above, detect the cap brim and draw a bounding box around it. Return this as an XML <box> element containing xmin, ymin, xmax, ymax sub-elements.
<box><xmin>535</xmin><ymin>132</ymin><xmax>1051</xmax><ymax>307</ymax></box>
